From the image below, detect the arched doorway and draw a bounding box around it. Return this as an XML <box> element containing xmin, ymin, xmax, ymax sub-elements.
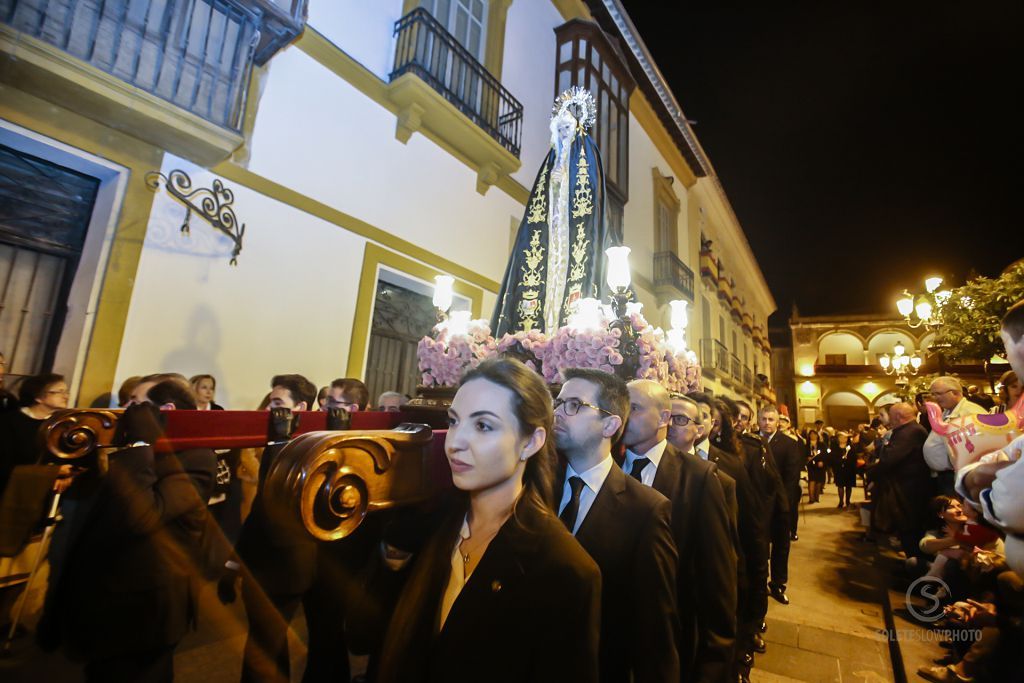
<box><xmin>823</xmin><ymin>390</ymin><xmax>871</xmax><ymax>430</ymax></box>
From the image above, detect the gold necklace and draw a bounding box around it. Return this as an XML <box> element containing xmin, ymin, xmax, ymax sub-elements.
<box><xmin>458</xmin><ymin>525</ymin><xmax>500</xmax><ymax>572</ymax></box>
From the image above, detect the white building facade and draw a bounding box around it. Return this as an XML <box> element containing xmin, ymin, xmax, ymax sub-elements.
<box><xmin>1</xmin><ymin>0</ymin><xmax>775</xmax><ymax>410</ymax></box>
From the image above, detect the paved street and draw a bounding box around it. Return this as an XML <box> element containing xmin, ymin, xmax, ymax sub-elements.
<box><xmin>753</xmin><ymin>481</ymin><xmax>910</xmax><ymax>683</ymax></box>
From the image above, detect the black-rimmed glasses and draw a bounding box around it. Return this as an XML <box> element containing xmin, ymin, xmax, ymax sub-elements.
<box><xmin>554</xmin><ymin>397</ymin><xmax>614</xmax><ymax>417</ymax></box>
<box><xmin>669</xmin><ymin>414</ymin><xmax>697</xmax><ymax>427</ymax></box>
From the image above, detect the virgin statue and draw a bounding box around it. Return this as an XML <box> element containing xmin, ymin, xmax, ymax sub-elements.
<box><xmin>490</xmin><ymin>88</ymin><xmax>618</xmax><ymax>337</ymax></box>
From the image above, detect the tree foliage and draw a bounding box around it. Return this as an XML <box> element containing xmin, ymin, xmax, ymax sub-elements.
<box><xmin>935</xmin><ymin>263</ymin><xmax>1024</xmax><ymax>361</ymax></box>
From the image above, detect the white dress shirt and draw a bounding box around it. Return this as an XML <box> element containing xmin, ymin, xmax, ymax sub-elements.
<box><xmin>557</xmin><ymin>455</ymin><xmax>614</xmax><ymax>535</ymax></box>
<box><xmin>622</xmin><ymin>440</ymin><xmax>669</xmax><ymax>487</ymax></box>
<box><xmin>923</xmin><ymin>398</ymin><xmax>986</xmax><ymax>472</ymax></box>
<box><xmin>695</xmin><ymin>438</ymin><xmax>710</xmax><ymax>460</ymax></box>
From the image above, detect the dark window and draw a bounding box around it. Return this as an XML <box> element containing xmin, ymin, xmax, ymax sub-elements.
<box><xmin>554</xmin><ymin>19</ymin><xmax>635</xmax><ymax>204</ymax></box>
<box><xmin>0</xmin><ymin>144</ymin><xmax>99</xmax><ymax>378</ymax></box>
<box><xmin>824</xmin><ymin>354</ymin><xmax>847</xmax><ymax>365</ymax></box>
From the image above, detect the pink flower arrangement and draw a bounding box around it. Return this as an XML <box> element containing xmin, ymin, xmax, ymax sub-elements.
<box><xmin>416</xmin><ymin>308</ymin><xmax>702</xmax><ymax>391</ymax></box>
<box><xmin>417</xmin><ymin>318</ymin><xmax>496</xmax><ymax>387</ymax></box>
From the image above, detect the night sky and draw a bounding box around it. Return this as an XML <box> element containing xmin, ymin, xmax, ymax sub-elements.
<box><xmin>620</xmin><ymin>1</ymin><xmax>1024</xmax><ymax>322</ymax></box>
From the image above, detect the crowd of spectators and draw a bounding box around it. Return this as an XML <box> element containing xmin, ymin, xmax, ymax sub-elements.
<box><xmin>0</xmin><ymin>300</ymin><xmax>1021</xmax><ymax>683</ymax></box>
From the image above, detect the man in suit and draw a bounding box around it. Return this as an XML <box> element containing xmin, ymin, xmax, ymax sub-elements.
<box><xmin>759</xmin><ymin>406</ymin><xmax>801</xmax><ymax>604</ymax></box>
<box><xmin>866</xmin><ymin>402</ymin><xmax>932</xmax><ymax>563</ymax></box>
<box><xmin>733</xmin><ymin>400</ymin><xmax>784</xmax><ymax>645</ymax></box>
<box><xmin>624</xmin><ymin>380</ymin><xmax>736</xmax><ymax>682</ymax></box>
<box><xmin>553</xmin><ymin>369</ymin><xmax>679</xmax><ymax>683</ymax></box>
<box><xmin>39</xmin><ymin>379</ymin><xmax>217</xmax><ymax>682</ymax></box>
<box><xmin>700</xmin><ymin>395</ymin><xmax>767</xmax><ymax>671</ymax></box>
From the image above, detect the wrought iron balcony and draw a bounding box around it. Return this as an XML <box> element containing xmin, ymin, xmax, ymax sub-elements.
<box><xmin>743</xmin><ymin>365</ymin><xmax>753</xmax><ymax>388</ymax></box>
<box><xmin>731</xmin><ymin>353</ymin><xmax>743</xmax><ymax>381</ymax></box>
<box><xmin>653</xmin><ymin>250</ymin><xmax>695</xmax><ymax>301</ymax></box>
<box><xmin>700</xmin><ymin>338</ymin><xmax>730</xmax><ymax>377</ymax></box>
<box><xmin>2</xmin><ymin>0</ymin><xmax>276</xmax><ymax>131</ymax></box>
<box><xmin>390</xmin><ymin>8</ymin><xmax>523</xmax><ymax>157</ymax></box>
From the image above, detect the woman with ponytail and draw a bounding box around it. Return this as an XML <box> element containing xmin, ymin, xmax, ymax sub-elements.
<box><xmin>379</xmin><ymin>358</ymin><xmax>601</xmax><ymax>682</ymax></box>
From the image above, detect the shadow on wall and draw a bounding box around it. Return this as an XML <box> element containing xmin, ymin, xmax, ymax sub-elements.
<box><xmin>160</xmin><ymin>304</ymin><xmax>230</xmax><ymax>408</ymax></box>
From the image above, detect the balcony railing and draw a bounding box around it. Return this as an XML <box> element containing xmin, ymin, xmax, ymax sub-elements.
<box><xmin>3</xmin><ymin>0</ymin><xmax>261</xmax><ymax>131</ymax></box>
<box><xmin>731</xmin><ymin>353</ymin><xmax>743</xmax><ymax>381</ymax></box>
<box><xmin>700</xmin><ymin>338</ymin><xmax>729</xmax><ymax>376</ymax></box>
<box><xmin>653</xmin><ymin>251</ymin><xmax>695</xmax><ymax>300</ymax></box>
<box><xmin>743</xmin><ymin>365</ymin><xmax>753</xmax><ymax>388</ymax></box>
<box><xmin>391</xmin><ymin>8</ymin><xmax>523</xmax><ymax>157</ymax></box>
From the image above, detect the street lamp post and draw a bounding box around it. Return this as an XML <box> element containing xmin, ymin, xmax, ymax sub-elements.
<box><xmin>896</xmin><ymin>277</ymin><xmax>951</xmax><ymax>330</ymax></box>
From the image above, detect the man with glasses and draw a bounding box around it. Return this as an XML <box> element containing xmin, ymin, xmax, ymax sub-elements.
<box><xmin>322</xmin><ymin>377</ymin><xmax>369</xmax><ymax>413</ymax></box>
<box><xmin>923</xmin><ymin>376</ymin><xmax>984</xmax><ymax>496</ymax></box>
<box><xmin>553</xmin><ymin>369</ymin><xmax>679</xmax><ymax>683</ymax></box>
<box><xmin>624</xmin><ymin>380</ymin><xmax>737</xmax><ymax>681</ymax></box>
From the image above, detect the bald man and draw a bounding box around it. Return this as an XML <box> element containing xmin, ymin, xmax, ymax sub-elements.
<box><xmin>922</xmin><ymin>376</ymin><xmax>985</xmax><ymax>495</ymax></box>
<box><xmin>866</xmin><ymin>402</ymin><xmax>932</xmax><ymax>564</ymax></box>
<box><xmin>623</xmin><ymin>380</ymin><xmax>737</xmax><ymax>681</ymax></box>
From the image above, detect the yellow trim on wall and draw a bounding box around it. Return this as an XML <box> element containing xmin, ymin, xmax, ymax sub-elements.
<box><xmin>347</xmin><ymin>243</ymin><xmax>484</xmax><ymax>379</ymax></box>
<box><xmin>296</xmin><ymin>26</ymin><xmax>529</xmax><ymax>204</ymax></box>
<box><xmin>551</xmin><ymin>0</ymin><xmax>592</xmax><ymax>20</ymax></box>
<box><xmin>631</xmin><ymin>91</ymin><xmax>699</xmax><ymax>189</ymax></box>
<box><xmin>210</xmin><ymin>160</ymin><xmax>501</xmax><ymax>294</ymax></box>
<box><xmin>0</xmin><ymin>85</ymin><xmax>162</xmax><ymax>406</ymax></box>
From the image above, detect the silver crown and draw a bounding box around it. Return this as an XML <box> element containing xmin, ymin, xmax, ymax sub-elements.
<box><xmin>551</xmin><ymin>87</ymin><xmax>597</xmax><ymax>134</ymax></box>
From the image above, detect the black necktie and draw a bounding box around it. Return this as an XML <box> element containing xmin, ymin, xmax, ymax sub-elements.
<box><xmin>559</xmin><ymin>476</ymin><xmax>586</xmax><ymax>532</ymax></box>
<box><xmin>629</xmin><ymin>457</ymin><xmax>651</xmax><ymax>482</ymax></box>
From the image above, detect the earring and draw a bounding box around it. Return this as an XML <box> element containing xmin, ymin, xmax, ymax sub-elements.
<box><xmin>520</xmin><ymin>454</ymin><xmax>527</xmax><ymax>462</ymax></box>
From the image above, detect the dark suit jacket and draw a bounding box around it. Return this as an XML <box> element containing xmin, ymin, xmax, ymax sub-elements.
<box><xmin>867</xmin><ymin>421</ymin><xmax>932</xmax><ymax>527</ymax></box>
<box><xmin>650</xmin><ymin>443</ymin><xmax>737</xmax><ymax>683</ymax></box>
<box><xmin>384</xmin><ymin>501</ymin><xmax>602</xmax><ymax>683</ymax></box>
<box><xmin>44</xmin><ymin>445</ymin><xmax>216</xmax><ymax>661</ymax></box>
<box><xmin>559</xmin><ymin>462</ymin><xmax>679</xmax><ymax>683</ymax></box>
<box><xmin>739</xmin><ymin>432</ymin><xmax>788</xmax><ymax>516</ymax></box>
<box><xmin>708</xmin><ymin>445</ymin><xmax>762</xmax><ymax>584</ymax></box>
<box><xmin>766</xmin><ymin>432</ymin><xmax>803</xmax><ymax>504</ymax></box>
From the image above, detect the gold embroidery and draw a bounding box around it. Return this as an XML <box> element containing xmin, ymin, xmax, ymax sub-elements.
<box><xmin>568</xmin><ymin>222</ymin><xmax>590</xmax><ymax>283</ymax></box>
<box><xmin>517</xmin><ymin>231</ymin><xmax>545</xmax><ymax>330</ymax></box>
<box><xmin>526</xmin><ymin>165</ymin><xmax>548</xmax><ymax>224</ymax></box>
<box><xmin>571</xmin><ymin>148</ymin><xmax>593</xmax><ymax>219</ymax></box>
<box><xmin>521</xmin><ymin>230</ymin><xmax>545</xmax><ymax>287</ymax></box>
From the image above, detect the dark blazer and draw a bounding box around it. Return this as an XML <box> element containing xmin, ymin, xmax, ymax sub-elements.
<box><xmin>766</xmin><ymin>432</ymin><xmax>803</xmax><ymax>503</ymax></box>
<box><xmin>43</xmin><ymin>445</ymin><xmax>216</xmax><ymax>661</ymax></box>
<box><xmin>867</xmin><ymin>421</ymin><xmax>931</xmax><ymax>493</ymax></box>
<box><xmin>708</xmin><ymin>444</ymin><xmax>762</xmax><ymax>582</ymax></box>
<box><xmin>383</xmin><ymin>500</ymin><xmax>602</xmax><ymax>683</ymax></box>
<box><xmin>807</xmin><ymin>443</ymin><xmax>828</xmax><ymax>483</ymax></box>
<box><xmin>739</xmin><ymin>432</ymin><xmax>788</xmax><ymax>516</ymax></box>
<box><xmin>559</xmin><ymin>462</ymin><xmax>680</xmax><ymax>683</ymax></box>
<box><xmin>651</xmin><ymin>443</ymin><xmax>737</xmax><ymax>683</ymax></box>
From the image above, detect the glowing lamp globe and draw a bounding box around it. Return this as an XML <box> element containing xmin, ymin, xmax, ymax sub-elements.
<box><xmin>669</xmin><ymin>300</ymin><xmax>689</xmax><ymax>331</ymax></box>
<box><xmin>915</xmin><ymin>298</ymin><xmax>933</xmax><ymax>321</ymax></box>
<box><xmin>433</xmin><ymin>275</ymin><xmax>454</xmax><ymax>312</ymax></box>
<box><xmin>605</xmin><ymin>246</ymin><xmax>632</xmax><ymax>291</ymax></box>
<box><xmin>896</xmin><ymin>292</ymin><xmax>914</xmax><ymax>317</ymax></box>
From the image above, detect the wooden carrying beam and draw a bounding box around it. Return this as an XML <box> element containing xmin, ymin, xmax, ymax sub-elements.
<box><xmin>38</xmin><ymin>409</ymin><xmax>453</xmax><ymax>539</ymax></box>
